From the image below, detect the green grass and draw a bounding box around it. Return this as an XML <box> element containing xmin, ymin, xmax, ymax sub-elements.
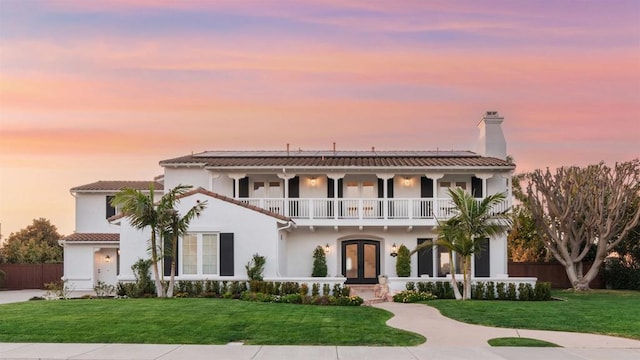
<box><xmin>0</xmin><ymin>298</ymin><xmax>424</xmax><ymax>345</ymax></box>
<box><xmin>488</xmin><ymin>337</ymin><xmax>560</xmax><ymax>347</ymax></box>
<box><xmin>427</xmin><ymin>290</ymin><xmax>640</xmax><ymax>340</ymax></box>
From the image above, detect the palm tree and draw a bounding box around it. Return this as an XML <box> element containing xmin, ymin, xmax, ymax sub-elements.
<box><xmin>447</xmin><ymin>187</ymin><xmax>511</xmax><ymax>299</ymax></box>
<box><xmin>412</xmin><ymin>188</ymin><xmax>511</xmax><ymax>300</ymax></box>
<box><xmin>161</xmin><ymin>199</ymin><xmax>207</xmax><ymax>298</ymax></box>
<box><xmin>412</xmin><ymin>218</ymin><xmax>465</xmax><ymax>299</ymax></box>
<box><xmin>112</xmin><ymin>184</ymin><xmax>199</xmax><ymax>297</ymax></box>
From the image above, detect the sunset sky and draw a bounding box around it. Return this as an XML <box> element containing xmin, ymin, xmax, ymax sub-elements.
<box><xmin>1</xmin><ymin>0</ymin><xmax>639</xmax><ymax>237</ymax></box>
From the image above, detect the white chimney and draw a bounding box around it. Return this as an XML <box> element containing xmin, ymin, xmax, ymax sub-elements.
<box><xmin>477</xmin><ymin>111</ymin><xmax>506</xmax><ymax>159</ymax></box>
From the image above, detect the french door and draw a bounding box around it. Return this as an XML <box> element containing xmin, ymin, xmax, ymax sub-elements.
<box><xmin>342</xmin><ymin>240</ymin><xmax>380</xmax><ymax>284</ymax></box>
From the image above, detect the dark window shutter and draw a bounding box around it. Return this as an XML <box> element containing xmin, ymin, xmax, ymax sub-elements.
<box><xmin>288</xmin><ymin>176</ymin><xmax>299</xmax><ymax>198</ymax></box>
<box><xmin>337</xmin><ymin>179</ymin><xmax>343</xmax><ymax>198</ymax></box>
<box><xmin>471</xmin><ymin>177</ymin><xmax>483</xmax><ymax>198</ymax></box>
<box><xmin>420</xmin><ymin>177</ymin><xmax>433</xmax><ymax>198</ymax></box>
<box><xmin>387</xmin><ymin>178</ymin><xmax>394</xmax><ymax>198</ymax></box>
<box><xmin>106</xmin><ymin>196</ymin><xmax>116</xmax><ymax>219</ymax></box>
<box><xmin>377</xmin><ymin>178</ymin><xmax>384</xmax><ymax>198</ymax></box>
<box><xmin>417</xmin><ymin>238</ymin><xmax>433</xmax><ymax>277</ymax></box>
<box><xmin>239</xmin><ymin>177</ymin><xmax>249</xmax><ymax>198</ymax></box>
<box><xmin>474</xmin><ymin>238</ymin><xmax>490</xmax><ymax>277</ymax></box>
<box><xmin>163</xmin><ymin>234</ymin><xmax>177</xmax><ymax>277</ymax></box>
<box><xmin>220</xmin><ymin>233</ymin><xmax>235</xmax><ymax>276</ymax></box>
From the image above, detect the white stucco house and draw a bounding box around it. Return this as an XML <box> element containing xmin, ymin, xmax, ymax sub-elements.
<box><xmin>60</xmin><ymin>111</ymin><xmax>535</xmax><ymax>292</ymax></box>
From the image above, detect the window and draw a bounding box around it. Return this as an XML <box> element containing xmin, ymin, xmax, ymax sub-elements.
<box><xmin>253</xmin><ymin>182</ymin><xmax>265</xmax><ymax>197</ymax></box>
<box><xmin>106</xmin><ymin>196</ymin><xmax>116</xmax><ymax>219</ymax></box>
<box><xmin>455</xmin><ymin>182</ymin><xmax>467</xmax><ymax>190</ymax></box>
<box><xmin>181</xmin><ymin>233</ymin><xmax>219</xmax><ymax>275</ymax></box>
<box><xmin>436</xmin><ymin>245</ymin><xmax>462</xmax><ymax>277</ymax></box>
<box><xmin>252</xmin><ymin>180</ymin><xmax>282</xmax><ymax>197</ymax></box>
<box><xmin>268</xmin><ymin>181</ymin><xmax>281</xmax><ymax>197</ymax></box>
<box><xmin>345</xmin><ymin>181</ymin><xmax>375</xmax><ymax>197</ymax></box>
<box><xmin>182</xmin><ymin>234</ymin><xmax>198</xmax><ymax>275</ymax></box>
<box><xmin>202</xmin><ymin>234</ymin><xmax>218</xmax><ymax>274</ymax></box>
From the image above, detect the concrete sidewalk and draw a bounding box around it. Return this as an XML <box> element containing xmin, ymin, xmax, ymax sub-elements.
<box><xmin>2</xmin><ymin>343</ymin><xmax>640</xmax><ymax>360</ymax></box>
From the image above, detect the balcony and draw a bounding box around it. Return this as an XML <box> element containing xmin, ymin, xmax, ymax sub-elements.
<box><xmin>239</xmin><ymin>198</ymin><xmax>510</xmax><ymax>227</ymax></box>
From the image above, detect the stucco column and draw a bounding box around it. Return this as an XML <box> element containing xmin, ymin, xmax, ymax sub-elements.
<box><xmin>474</xmin><ymin>173</ymin><xmax>493</xmax><ymax>199</ymax></box>
<box><xmin>426</xmin><ymin>173</ymin><xmax>444</xmax><ymax>217</ymax></box>
<box><xmin>228</xmin><ymin>173</ymin><xmax>246</xmax><ymax>198</ymax></box>
<box><xmin>327</xmin><ymin>173</ymin><xmax>345</xmax><ymax>220</ymax></box>
<box><xmin>208</xmin><ymin>171</ymin><xmax>221</xmax><ymax>192</ymax></box>
<box><xmin>376</xmin><ymin>173</ymin><xmax>394</xmax><ymax>220</ymax></box>
<box><xmin>277</xmin><ymin>173</ymin><xmax>296</xmax><ymax>217</ymax></box>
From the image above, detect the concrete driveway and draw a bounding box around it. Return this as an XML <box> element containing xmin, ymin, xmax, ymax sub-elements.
<box><xmin>0</xmin><ymin>289</ymin><xmax>46</xmax><ymax>304</ymax></box>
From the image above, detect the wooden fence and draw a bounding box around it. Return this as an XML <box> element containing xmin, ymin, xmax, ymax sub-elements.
<box><xmin>0</xmin><ymin>264</ymin><xmax>64</xmax><ymax>290</ymax></box>
<box><xmin>508</xmin><ymin>261</ymin><xmax>605</xmax><ymax>289</ymax></box>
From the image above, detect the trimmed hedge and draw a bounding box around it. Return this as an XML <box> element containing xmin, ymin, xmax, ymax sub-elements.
<box><xmin>407</xmin><ymin>281</ymin><xmax>551</xmax><ymax>301</ymax></box>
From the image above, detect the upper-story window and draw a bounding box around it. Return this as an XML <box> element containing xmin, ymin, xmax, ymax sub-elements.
<box><xmin>106</xmin><ymin>196</ymin><xmax>116</xmax><ymax>219</ymax></box>
<box><xmin>345</xmin><ymin>181</ymin><xmax>375</xmax><ymax>198</ymax></box>
<box><xmin>252</xmin><ymin>181</ymin><xmax>282</xmax><ymax>197</ymax></box>
<box><xmin>439</xmin><ymin>181</ymin><xmax>467</xmax><ymax>197</ymax></box>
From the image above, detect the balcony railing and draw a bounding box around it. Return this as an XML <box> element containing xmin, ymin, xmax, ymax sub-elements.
<box><xmin>239</xmin><ymin>198</ymin><xmax>510</xmax><ymax>221</ymax></box>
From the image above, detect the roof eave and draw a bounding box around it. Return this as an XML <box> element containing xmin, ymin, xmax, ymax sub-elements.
<box><xmin>203</xmin><ymin>165</ymin><xmax>516</xmax><ymax>171</ymax></box>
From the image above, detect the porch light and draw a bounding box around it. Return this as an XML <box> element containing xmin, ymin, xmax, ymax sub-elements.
<box><xmin>310</xmin><ymin>177</ymin><xmax>317</xmax><ymax>186</ymax></box>
<box><xmin>324</xmin><ymin>244</ymin><xmax>330</xmax><ymax>254</ymax></box>
<box><xmin>404</xmin><ymin>177</ymin><xmax>411</xmax><ymax>186</ymax></box>
<box><xmin>104</xmin><ymin>255</ymin><xmax>111</xmax><ymax>263</ymax></box>
<box><xmin>390</xmin><ymin>243</ymin><xmax>398</xmax><ymax>257</ymax></box>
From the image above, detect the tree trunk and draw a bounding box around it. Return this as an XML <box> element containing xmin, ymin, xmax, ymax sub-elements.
<box><xmin>449</xmin><ymin>251</ymin><xmax>462</xmax><ymax>300</ymax></box>
<box><xmin>464</xmin><ymin>255</ymin><xmax>472</xmax><ymax>300</ymax></box>
<box><xmin>167</xmin><ymin>235</ymin><xmax>178</xmax><ymax>298</ymax></box>
<box><xmin>150</xmin><ymin>232</ymin><xmax>165</xmax><ymax>297</ymax></box>
<box><xmin>564</xmin><ymin>261</ymin><xmax>599</xmax><ymax>291</ymax></box>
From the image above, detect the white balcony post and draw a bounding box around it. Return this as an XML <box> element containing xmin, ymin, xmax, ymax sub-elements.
<box><xmin>327</xmin><ymin>173</ymin><xmax>345</xmax><ymax>220</ymax></box>
<box><xmin>474</xmin><ymin>173</ymin><xmax>493</xmax><ymax>199</ymax></box>
<box><xmin>228</xmin><ymin>173</ymin><xmax>247</xmax><ymax>199</ymax></box>
<box><xmin>426</xmin><ymin>173</ymin><xmax>444</xmax><ymax>218</ymax></box>
<box><xmin>499</xmin><ymin>171</ymin><xmax>514</xmax><ymax>211</ymax></box>
<box><xmin>376</xmin><ymin>174</ymin><xmax>393</xmax><ymax>220</ymax></box>
<box><xmin>208</xmin><ymin>171</ymin><xmax>221</xmax><ymax>192</ymax></box>
<box><xmin>277</xmin><ymin>173</ymin><xmax>296</xmax><ymax>217</ymax></box>
<box><xmin>309</xmin><ymin>199</ymin><xmax>314</xmax><ymax>219</ymax></box>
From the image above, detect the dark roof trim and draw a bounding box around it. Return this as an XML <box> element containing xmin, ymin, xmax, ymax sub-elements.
<box><xmin>62</xmin><ymin>233</ymin><xmax>120</xmax><ymax>242</ymax></box>
<box><xmin>71</xmin><ymin>181</ymin><xmax>164</xmax><ymax>192</ymax></box>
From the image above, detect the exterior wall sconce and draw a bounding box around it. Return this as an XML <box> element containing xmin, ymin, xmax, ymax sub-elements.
<box><xmin>310</xmin><ymin>177</ymin><xmax>317</xmax><ymax>186</ymax></box>
<box><xmin>324</xmin><ymin>244</ymin><xmax>330</xmax><ymax>254</ymax></box>
<box><xmin>105</xmin><ymin>255</ymin><xmax>111</xmax><ymax>263</ymax></box>
<box><xmin>390</xmin><ymin>243</ymin><xmax>398</xmax><ymax>257</ymax></box>
<box><xmin>404</xmin><ymin>177</ymin><xmax>411</xmax><ymax>186</ymax></box>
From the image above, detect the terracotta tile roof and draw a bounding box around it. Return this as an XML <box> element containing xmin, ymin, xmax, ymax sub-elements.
<box><xmin>177</xmin><ymin>188</ymin><xmax>293</xmax><ymax>223</ymax></box>
<box><xmin>63</xmin><ymin>233</ymin><xmax>120</xmax><ymax>242</ymax></box>
<box><xmin>71</xmin><ymin>181</ymin><xmax>164</xmax><ymax>192</ymax></box>
<box><xmin>160</xmin><ymin>151</ymin><xmax>514</xmax><ymax>169</ymax></box>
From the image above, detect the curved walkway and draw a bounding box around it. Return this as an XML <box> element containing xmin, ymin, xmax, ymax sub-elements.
<box><xmin>373</xmin><ymin>301</ymin><xmax>640</xmax><ymax>348</ymax></box>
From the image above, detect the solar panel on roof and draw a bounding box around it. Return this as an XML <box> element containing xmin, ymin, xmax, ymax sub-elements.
<box><xmin>193</xmin><ymin>150</ymin><xmax>477</xmax><ymax>158</ymax></box>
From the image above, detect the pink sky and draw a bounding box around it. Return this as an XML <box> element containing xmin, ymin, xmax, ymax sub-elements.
<box><xmin>1</xmin><ymin>0</ymin><xmax>638</xmax><ymax>237</ymax></box>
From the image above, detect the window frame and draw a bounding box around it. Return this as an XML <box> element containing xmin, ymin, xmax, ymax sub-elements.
<box><xmin>179</xmin><ymin>232</ymin><xmax>220</xmax><ymax>276</ymax></box>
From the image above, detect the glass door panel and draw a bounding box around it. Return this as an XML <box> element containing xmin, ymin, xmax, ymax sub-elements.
<box><xmin>342</xmin><ymin>240</ymin><xmax>380</xmax><ymax>284</ymax></box>
<box><xmin>364</xmin><ymin>244</ymin><xmax>377</xmax><ymax>278</ymax></box>
<box><xmin>345</xmin><ymin>244</ymin><xmax>358</xmax><ymax>279</ymax></box>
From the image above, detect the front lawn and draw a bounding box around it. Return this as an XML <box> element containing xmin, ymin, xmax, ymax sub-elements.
<box><xmin>0</xmin><ymin>298</ymin><xmax>424</xmax><ymax>345</ymax></box>
<box><xmin>427</xmin><ymin>290</ymin><xmax>640</xmax><ymax>340</ymax></box>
